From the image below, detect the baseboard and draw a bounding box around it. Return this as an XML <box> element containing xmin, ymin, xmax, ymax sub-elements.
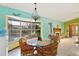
<box><xmin>8</xmin><ymin>46</ymin><xmax>20</xmax><ymax>52</ymax></box>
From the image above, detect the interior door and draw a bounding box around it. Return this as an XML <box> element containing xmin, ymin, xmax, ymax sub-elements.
<box><xmin>69</xmin><ymin>24</ymin><xmax>72</xmax><ymax>37</ymax></box>
<box><xmin>69</xmin><ymin>24</ymin><xmax>78</xmax><ymax>37</ymax></box>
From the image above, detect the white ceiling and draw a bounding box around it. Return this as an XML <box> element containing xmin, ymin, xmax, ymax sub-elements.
<box><xmin>0</xmin><ymin>3</ymin><xmax>79</xmax><ymax>22</ymax></box>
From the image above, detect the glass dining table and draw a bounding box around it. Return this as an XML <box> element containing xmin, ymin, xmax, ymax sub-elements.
<box><xmin>26</xmin><ymin>38</ymin><xmax>51</xmax><ymax>55</ymax></box>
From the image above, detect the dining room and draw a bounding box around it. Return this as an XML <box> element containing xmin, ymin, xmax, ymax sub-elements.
<box><xmin>0</xmin><ymin>3</ymin><xmax>79</xmax><ymax>56</ymax></box>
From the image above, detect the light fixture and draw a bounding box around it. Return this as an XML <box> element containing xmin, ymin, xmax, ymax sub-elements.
<box><xmin>32</xmin><ymin>3</ymin><xmax>40</xmax><ymax>21</ymax></box>
<box><xmin>32</xmin><ymin>3</ymin><xmax>42</xmax><ymax>41</ymax></box>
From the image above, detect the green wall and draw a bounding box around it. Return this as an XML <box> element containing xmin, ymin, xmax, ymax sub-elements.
<box><xmin>0</xmin><ymin>6</ymin><xmax>64</xmax><ymax>38</ymax></box>
<box><xmin>64</xmin><ymin>18</ymin><xmax>79</xmax><ymax>36</ymax></box>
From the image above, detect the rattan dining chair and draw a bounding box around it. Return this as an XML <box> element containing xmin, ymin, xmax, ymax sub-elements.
<box><xmin>19</xmin><ymin>38</ymin><xmax>33</xmax><ymax>56</ymax></box>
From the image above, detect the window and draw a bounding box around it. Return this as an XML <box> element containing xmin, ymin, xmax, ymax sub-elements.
<box><xmin>76</xmin><ymin>26</ymin><xmax>78</xmax><ymax>35</ymax></box>
<box><xmin>48</xmin><ymin>23</ymin><xmax>52</xmax><ymax>34</ymax></box>
<box><xmin>8</xmin><ymin>19</ymin><xmax>21</xmax><ymax>42</ymax></box>
<box><xmin>8</xmin><ymin>17</ymin><xmax>41</xmax><ymax>42</ymax></box>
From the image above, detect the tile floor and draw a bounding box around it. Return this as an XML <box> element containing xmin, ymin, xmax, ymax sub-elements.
<box><xmin>8</xmin><ymin>47</ymin><xmax>21</xmax><ymax>56</ymax></box>
<box><xmin>8</xmin><ymin>36</ymin><xmax>79</xmax><ymax>56</ymax></box>
<box><xmin>57</xmin><ymin>36</ymin><xmax>79</xmax><ymax>56</ymax></box>
<box><xmin>0</xmin><ymin>36</ymin><xmax>8</xmax><ymax>56</ymax></box>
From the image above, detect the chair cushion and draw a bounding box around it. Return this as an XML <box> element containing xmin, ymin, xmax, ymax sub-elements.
<box><xmin>21</xmin><ymin>44</ymin><xmax>33</xmax><ymax>51</ymax></box>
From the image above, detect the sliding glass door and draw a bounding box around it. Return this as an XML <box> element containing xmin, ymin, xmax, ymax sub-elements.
<box><xmin>8</xmin><ymin>17</ymin><xmax>41</xmax><ymax>42</ymax></box>
<box><xmin>8</xmin><ymin>18</ymin><xmax>20</xmax><ymax>42</ymax></box>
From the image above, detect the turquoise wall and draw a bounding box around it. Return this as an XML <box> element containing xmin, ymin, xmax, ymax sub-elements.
<box><xmin>0</xmin><ymin>6</ymin><xmax>32</xmax><ymax>36</ymax></box>
<box><xmin>41</xmin><ymin>17</ymin><xmax>64</xmax><ymax>38</ymax></box>
<box><xmin>0</xmin><ymin>6</ymin><xmax>64</xmax><ymax>38</ymax></box>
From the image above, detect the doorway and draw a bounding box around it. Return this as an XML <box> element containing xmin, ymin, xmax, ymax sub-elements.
<box><xmin>69</xmin><ymin>23</ymin><xmax>78</xmax><ymax>37</ymax></box>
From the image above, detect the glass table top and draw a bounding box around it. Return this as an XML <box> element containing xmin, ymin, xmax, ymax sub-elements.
<box><xmin>26</xmin><ymin>38</ymin><xmax>51</xmax><ymax>46</ymax></box>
